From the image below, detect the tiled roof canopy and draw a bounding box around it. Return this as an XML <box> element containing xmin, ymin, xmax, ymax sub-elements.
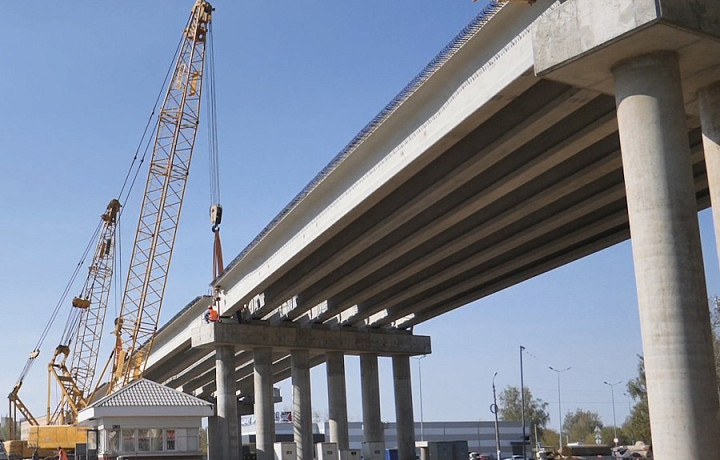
<box><xmin>90</xmin><ymin>379</ymin><xmax>211</xmax><ymax>408</ymax></box>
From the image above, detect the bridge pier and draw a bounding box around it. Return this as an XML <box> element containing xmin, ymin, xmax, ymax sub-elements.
<box><xmin>533</xmin><ymin>1</ymin><xmax>720</xmax><ymax>458</ymax></box>
<box><xmin>613</xmin><ymin>51</ymin><xmax>720</xmax><ymax>459</ymax></box>
<box><xmin>360</xmin><ymin>354</ymin><xmax>385</xmax><ymax>460</ymax></box>
<box><xmin>326</xmin><ymin>351</ymin><xmax>350</xmax><ymax>451</ymax></box>
<box><xmin>292</xmin><ymin>349</ymin><xmax>314</xmax><ymax>460</ymax></box>
<box><xmin>254</xmin><ymin>347</ymin><xmax>276</xmax><ymax>460</ymax></box>
<box><xmin>392</xmin><ymin>355</ymin><xmax>416</xmax><ymax>460</ymax></box>
<box><xmin>193</xmin><ymin>323</ymin><xmax>430</xmax><ymax>459</ymax></box>
<box><xmin>211</xmin><ymin>345</ymin><xmax>240</xmax><ymax>460</ymax></box>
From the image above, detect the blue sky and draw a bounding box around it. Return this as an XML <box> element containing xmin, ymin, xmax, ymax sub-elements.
<box><xmin>2</xmin><ymin>1</ymin><xmax>719</xmax><ymax>438</ymax></box>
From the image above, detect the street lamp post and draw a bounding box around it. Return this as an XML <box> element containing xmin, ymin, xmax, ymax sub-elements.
<box><xmin>549</xmin><ymin>366</ymin><xmax>571</xmax><ymax>452</ymax></box>
<box><xmin>491</xmin><ymin>372</ymin><xmax>502</xmax><ymax>460</ymax></box>
<box><xmin>520</xmin><ymin>346</ymin><xmax>527</xmax><ymax>460</ymax></box>
<box><xmin>604</xmin><ymin>380</ymin><xmax>622</xmax><ymax>446</ymax></box>
<box><xmin>413</xmin><ymin>355</ymin><xmax>427</xmax><ymax>441</ymax></box>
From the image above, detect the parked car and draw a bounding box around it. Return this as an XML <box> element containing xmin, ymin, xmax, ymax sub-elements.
<box><xmin>469</xmin><ymin>453</ymin><xmax>495</xmax><ymax>460</ymax></box>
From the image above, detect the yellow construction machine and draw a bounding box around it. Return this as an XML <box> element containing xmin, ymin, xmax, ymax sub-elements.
<box><xmin>6</xmin><ymin>1</ymin><xmax>215</xmax><ymax>458</ymax></box>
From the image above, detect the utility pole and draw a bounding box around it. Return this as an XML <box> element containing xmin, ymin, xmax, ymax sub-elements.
<box><xmin>491</xmin><ymin>372</ymin><xmax>501</xmax><ymax>460</ymax></box>
<box><xmin>549</xmin><ymin>366</ymin><xmax>571</xmax><ymax>453</ymax></box>
<box><xmin>604</xmin><ymin>380</ymin><xmax>622</xmax><ymax>446</ymax></box>
<box><xmin>520</xmin><ymin>346</ymin><xmax>527</xmax><ymax>460</ymax></box>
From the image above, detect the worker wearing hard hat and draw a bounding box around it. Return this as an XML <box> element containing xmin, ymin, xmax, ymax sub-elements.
<box><xmin>204</xmin><ymin>305</ymin><xmax>219</xmax><ymax>323</ymax></box>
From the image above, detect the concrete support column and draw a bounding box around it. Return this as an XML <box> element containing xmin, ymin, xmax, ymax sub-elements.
<box><xmin>326</xmin><ymin>351</ymin><xmax>350</xmax><ymax>451</ymax></box>
<box><xmin>392</xmin><ymin>356</ymin><xmax>415</xmax><ymax>460</ymax></box>
<box><xmin>207</xmin><ymin>415</ymin><xmax>221</xmax><ymax>460</ymax></box>
<box><xmin>613</xmin><ymin>51</ymin><xmax>720</xmax><ymax>459</ymax></box>
<box><xmin>700</xmin><ymin>81</ymin><xmax>720</xmax><ymax>269</ymax></box>
<box><xmin>215</xmin><ymin>345</ymin><xmax>239</xmax><ymax>460</ymax></box>
<box><xmin>360</xmin><ymin>354</ymin><xmax>385</xmax><ymax>460</ymax></box>
<box><xmin>292</xmin><ymin>349</ymin><xmax>313</xmax><ymax>460</ymax></box>
<box><xmin>254</xmin><ymin>347</ymin><xmax>276</xmax><ymax>460</ymax></box>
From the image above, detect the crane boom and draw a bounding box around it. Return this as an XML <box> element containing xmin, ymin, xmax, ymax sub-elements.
<box><xmin>109</xmin><ymin>0</ymin><xmax>213</xmax><ymax>393</ymax></box>
<box><xmin>48</xmin><ymin>199</ymin><xmax>120</xmax><ymax>423</ymax></box>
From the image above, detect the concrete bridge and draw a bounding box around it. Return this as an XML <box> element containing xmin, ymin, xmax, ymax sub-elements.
<box><xmin>143</xmin><ymin>1</ymin><xmax>720</xmax><ymax>460</ymax></box>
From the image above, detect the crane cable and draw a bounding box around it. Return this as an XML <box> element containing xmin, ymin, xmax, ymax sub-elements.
<box><xmin>14</xmin><ymin>220</ymin><xmax>102</xmax><ymax>386</ymax></box>
<box><xmin>56</xmin><ymin>34</ymin><xmax>187</xmax><ymax>352</ymax></box>
<box><xmin>207</xmin><ymin>20</ymin><xmax>221</xmax><ymax>207</ymax></box>
<box><xmin>206</xmin><ymin>20</ymin><xmax>224</xmax><ymax>281</ymax></box>
<box><xmin>13</xmin><ymin>31</ymin><xmax>187</xmax><ymax>393</ymax></box>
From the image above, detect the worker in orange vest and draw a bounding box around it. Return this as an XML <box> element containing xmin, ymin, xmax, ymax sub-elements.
<box><xmin>56</xmin><ymin>446</ymin><xmax>69</xmax><ymax>460</ymax></box>
<box><xmin>205</xmin><ymin>305</ymin><xmax>219</xmax><ymax>323</ymax></box>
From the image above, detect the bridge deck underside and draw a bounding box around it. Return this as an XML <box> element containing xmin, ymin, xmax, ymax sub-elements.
<box><xmin>254</xmin><ymin>78</ymin><xmax>708</xmax><ymax>329</ymax></box>
<box><xmin>145</xmin><ymin>77</ymin><xmax>709</xmax><ymax>396</ymax></box>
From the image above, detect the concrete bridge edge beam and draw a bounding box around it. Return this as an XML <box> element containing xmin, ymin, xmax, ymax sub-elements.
<box><xmin>613</xmin><ymin>51</ymin><xmax>720</xmax><ymax>459</ymax></box>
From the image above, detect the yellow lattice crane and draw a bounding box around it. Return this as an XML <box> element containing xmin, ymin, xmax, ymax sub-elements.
<box><xmin>6</xmin><ymin>2</ymin><xmax>216</xmax><ymax>457</ymax></box>
<box><xmin>7</xmin><ymin>198</ymin><xmax>120</xmax><ymax>456</ymax></box>
<box><xmin>106</xmin><ymin>0</ymin><xmax>214</xmax><ymax>394</ymax></box>
<box><xmin>48</xmin><ymin>199</ymin><xmax>121</xmax><ymax>424</ymax></box>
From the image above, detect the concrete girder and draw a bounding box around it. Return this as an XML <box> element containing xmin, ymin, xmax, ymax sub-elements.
<box><xmin>403</xmin><ymin>231</ymin><xmax>629</xmax><ymax>329</ymax></box>
<box><xmin>372</xmin><ymin>177</ymin><xmax>630</xmax><ymax>327</ymax></box>
<box><xmin>328</xmin><ymin>127</ymin><xmax>703</xmax><ymax>330</ymax></box>
<box><xmin>379</xmin><ymin>206</ymin><xmax>629</xmax><ymax>324</ymax></box>
<box><xmin>225</xmin><ymin>53</ymin><xmax>543</xmax><ymax>321</ymax></box>
<box><xmin>341</xmin><ymin>138</ymin><xmax>625</xmax><ymax>328</ymax></box>
<box><xmin>144</xmin><ymin>346</ymin><xmax>211</xmax><ymax>385</ymax></box>
<box><xmin>162</xmin><ymin>351</ymin><xmax>219</xmax><ymax>390</ymax></box>
<box><xmin>330</xmin><ymin>103</ymin><xmax>620</xmax><ymax>326</ymax></box>
<box><xmin>196</xmin><ymin>351</ymin><xmax>281</xmax><ymax>398</ymax></box>
<box><xmin>264</xmin><ymin>83</ymin><xmax>600</xmax><ymax>323</ymax></box>
<box><xmin>235</xmin><ymin>354</ymin><xmax>327</xmax><ymax>395</ymax></box>
<box><xmin>185</xmin><ymin>350</ymin><xmax>259</xmax><ymax>396</ymax></box>
<box><xmin>293</xmin><ymin>88</ymin><xmax>612</xmax><ymax>326</ymax></box>
<box><xmin>146</xmin><ymin>296</ymin><xmax>210</xmax><ymax>369</ymax></box>
<box><xmin>195</xmin><ymin>351</ymin><xmax>328</xmax><ymax>398</ymax></box>
<box><xmin>400</xmin><ymin>144</ymin><xmax>708</xmax><ymax>328</ymax></box>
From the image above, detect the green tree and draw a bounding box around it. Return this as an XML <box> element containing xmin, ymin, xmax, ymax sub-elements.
<box><xmin>599</xmin><ymin>426</ymin><xmax>629</xmax><ymax>447</ymax></box>
<box><xmin>499</xmin><ymin>386</ymin><xmax>550</xmax><ymax>445</ymax></box>
<box><xmin>540</xmin><ymin>428</ymin><xmax>559</xmax><ymax>450</ymax></box>
<box><xmin>563</xmin><ymin>409</ymin><xmax>602</xmax><ymax>444</ymax></box>
<box><xmin>622</xmin><ymin>355</ymin><xmax>651</xmax><ymax>444</ymax></box>
<box><xmin>199</xmin><ymin>426</ymin><xmax>208</xmax><ymax>455</ymax></box>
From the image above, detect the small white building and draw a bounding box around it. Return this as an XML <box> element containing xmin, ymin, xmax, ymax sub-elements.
<box><xmin>78</xmin><ymin>379</ymin><xmax>213</xmax><ymax>460</ymax></box>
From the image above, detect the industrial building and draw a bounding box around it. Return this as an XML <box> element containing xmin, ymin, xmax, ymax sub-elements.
<box><xmin>241</xmin><ymin>420</ymin><xmax>527</xmax><ymax>458</ymax></box>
